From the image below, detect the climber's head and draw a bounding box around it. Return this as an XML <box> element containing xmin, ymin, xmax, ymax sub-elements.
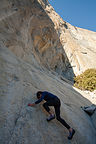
<box><xmin>36</xmin><ymin>91</ymin><xmax>43</xmax><ymax>99</ymax></box>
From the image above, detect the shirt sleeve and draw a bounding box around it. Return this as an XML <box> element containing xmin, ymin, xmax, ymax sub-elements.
<box><xmin>35</xmin><ymin>93</ymin><xmax>45</xmax><ymax>104</ymax></box>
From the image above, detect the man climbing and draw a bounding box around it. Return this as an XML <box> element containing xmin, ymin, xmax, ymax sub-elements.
<box><xmin>28</xmin><ymin>91</ymin><xmax>75</xmax><ymax>140</ymax></box>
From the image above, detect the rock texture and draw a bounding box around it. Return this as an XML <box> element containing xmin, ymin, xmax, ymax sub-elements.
<box><xmin>0</xmin><ymin>0</ymin><xmax>96</xmax><ymax>144</ymax></box>
<box><xmin>0</xmin><ymin>0</ymin><xmax>96</xmax><ymax>80</ymax></box>
<box><xmin>0</xmin><ymin>0</ymin><xmax>73</xmax><ymax>81</ymax></box>
<box><xmin>0</xmin><ymin>44</ymin><xmax>96</xmax><ymax>144</ymax></box>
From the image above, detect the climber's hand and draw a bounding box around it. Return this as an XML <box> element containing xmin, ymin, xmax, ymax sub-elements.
<box><xmin>28</xmin><ymin>103</ymin><xmax>36</xmax><ymax>107</ymax></box>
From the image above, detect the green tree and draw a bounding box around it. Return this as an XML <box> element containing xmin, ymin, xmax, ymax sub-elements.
<box><xmin>74</xmin><ymin>69</ymin><xmax>96</xmax><ymax>91</ymax></box>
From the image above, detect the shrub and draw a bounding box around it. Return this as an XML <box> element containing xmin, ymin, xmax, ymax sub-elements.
<box><xmin>74</xmin><ymin>69</ymin><xmax>96</xmax><ymax>91</ymax></box>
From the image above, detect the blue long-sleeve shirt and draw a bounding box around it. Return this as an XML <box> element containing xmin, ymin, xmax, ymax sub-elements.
<box><xmin>35</xmin><ymin>91</ymin><xmax>57</xmax><ymax>104</ymax></box>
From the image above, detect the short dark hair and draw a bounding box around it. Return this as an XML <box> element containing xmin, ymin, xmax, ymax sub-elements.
<box><xmin>36</xmin><ymin>91</ymin><xmax>43</xmax><ymax>99</ymax></box>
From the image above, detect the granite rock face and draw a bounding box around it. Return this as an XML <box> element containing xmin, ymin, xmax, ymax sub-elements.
<box><xmin>0</xmin><ymin>44</ymin><xmax>96</xmax><ymax>144</ymax></box>
<box><xmin>0</xmin><ymin>0</ymin><xmax>96</xmax><ymax>144</ymax></box>
<box><xmin>0</xmin><ymin>0</ymin><xmax>73</xmax><ymax>81</ymax></box>
<box><xmin>1</xmin><ymin>0</ymin><xmax>96</xmax><ymax>80</ymax></box>
<box><xmin>41</xmin><ymin>0</ymin><xmax>96</xmax><ymax>76</ymax></box>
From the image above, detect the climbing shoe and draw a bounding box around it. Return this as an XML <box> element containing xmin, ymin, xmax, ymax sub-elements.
<box><xmin>68</xmin><ymin>129</ymin><xmax>75</xmax><ymax>140</ymax></box>
<box><xmin>47</xmin><ymin>114</ymin><xmax>55</xmax><ymax>122</ymax></box>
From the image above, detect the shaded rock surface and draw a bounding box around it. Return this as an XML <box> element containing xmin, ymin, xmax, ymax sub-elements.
<box><xmin>0</xmin><ymin>0</ymin><xmax>96</xmax><ymax>144</ymax></box>
<box><xmin>0</xmin><ymin>0</ymin><xmax>74</xmax><ymax>81</ymax></box>
<box><xmin>91</xmin><ymin>110</ymin><xmax>96</xmax><ymax>130</ymax></box>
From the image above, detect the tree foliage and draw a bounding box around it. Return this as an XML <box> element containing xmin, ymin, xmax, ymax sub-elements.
<box><xmin>74</xmin><ymin>69</ymin><xmax>96</xmax><ymax>91</ymax></box>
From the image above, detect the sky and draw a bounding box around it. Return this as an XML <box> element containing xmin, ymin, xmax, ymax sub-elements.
<box><xmin>49</xmin><ymin>0</ymin><xmax>96</xmax><ymax>32</ymax></box>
